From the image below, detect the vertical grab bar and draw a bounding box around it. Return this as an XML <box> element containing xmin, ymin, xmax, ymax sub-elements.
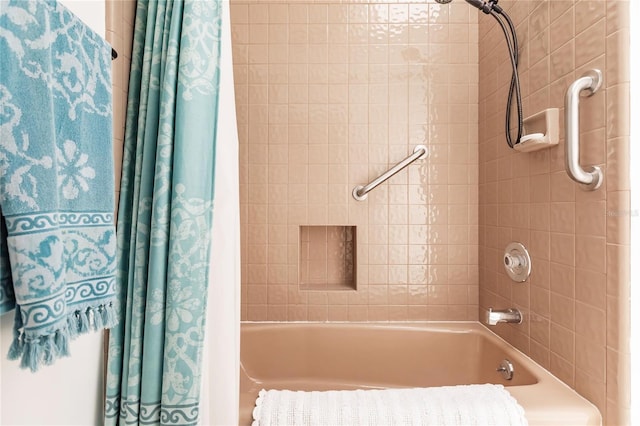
<box><xmin>564</xmin><ymin>69</ymin><xmax>604</xmax><ymax>190</ymax></box>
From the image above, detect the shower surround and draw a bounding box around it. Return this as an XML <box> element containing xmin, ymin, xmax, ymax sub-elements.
<box><xmin>233</xmin><ymin>1</ymin><xmax>480</xmax><ymax>322</ymax></box>
<box><xmin>478</xmin><ymin>1</ymin><xmax>630</xmax><ymax>424</ymax></box>
<box><xmin>233</xmin><ymin>0</ymin><xmax>631</xmax><ymax>424</ymax></box>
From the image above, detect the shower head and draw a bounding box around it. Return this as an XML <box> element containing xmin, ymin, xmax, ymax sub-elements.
<box><xmin>434</xmin><ymin>0</ymin><xmax>453</xmax><ymax>3</ymax></box>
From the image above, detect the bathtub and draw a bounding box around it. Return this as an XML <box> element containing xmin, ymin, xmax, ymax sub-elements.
<box><xmin>240</xmin><ymin>322</ymin><xmax>600</xmax><ymax>426</ymax></box>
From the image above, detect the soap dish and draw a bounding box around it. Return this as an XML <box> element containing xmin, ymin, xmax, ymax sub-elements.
<box><xmin>513</xmin><ymin>108</ymin><xmax>559</xmax><ymax>153</ymax></box>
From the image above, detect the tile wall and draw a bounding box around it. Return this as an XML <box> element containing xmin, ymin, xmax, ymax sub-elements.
<box><xmin>477</xmin><ymin>1</ymin><xmax>630</xmax><ymax>423</ymax></box>
<box><xmin>232</xmin><ymin>1</ymin><xmax>480</xmax><ymax>322</ymax></box>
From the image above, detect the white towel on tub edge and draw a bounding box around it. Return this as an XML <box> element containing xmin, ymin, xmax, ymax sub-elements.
<box><xmin>252</xmin><ymin>384</ymin><xmax>528</xmax><ymax>426</ymax></box>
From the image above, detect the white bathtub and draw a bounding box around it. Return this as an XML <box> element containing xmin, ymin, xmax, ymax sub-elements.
<box><xmin>240</xmin><ymin>322</ymin><xmax>601</xmax><ymax>425</ymax></box>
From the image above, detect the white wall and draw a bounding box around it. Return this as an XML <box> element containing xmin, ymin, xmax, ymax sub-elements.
<box><xmin>0</xmin><ymin>1</ymin><xmax>106</xmax><ymax>424</ymax></box>
<box><xmin>58</xmin><ymin>0</ymin><xmax>106</xmax><ymax>36</ymax></box>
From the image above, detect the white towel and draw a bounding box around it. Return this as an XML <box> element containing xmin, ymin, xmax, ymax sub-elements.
<box><xmin>253</xmin><ymin>384</ymin><xmax>528</xmax><ymax>426</ymax></box>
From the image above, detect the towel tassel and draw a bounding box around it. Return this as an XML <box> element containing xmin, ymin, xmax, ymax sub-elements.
<box><xmin>54</xmin><ymin>328</ymin><xmax>69</xmax><ymax>357</ymax></box>
<box><xmin>78</xmin><ymin>308</ymin><xmax>90</xmax><ymax>333</ymax></box>
<box><xmin>20</xmin><ymin>339</ymin><xmax>44</xmax><ymax>372</ymax></box>
<box><xmin>93</xmin><ymin>306</ymin><xmax>104</xmax><ymax>330</ymax></box>
<box><xmin>67</xmin><ymin>314</ymin><xmax>79</xmax><ymax>339</ymax></box>
<box><xmin>7</xmin><ymin>308</ymin><xmax>24</xmax><ymax>360</ymax></box>
<box><xmin>43</xmin><ymin>334</ymin><xmax>55</xmax><ymax>365</ymax></box>
<box><xmin>101</xmin><ymin>303</ymin><xmax>116</xmax><ymax>328</ymax></box>
<box><xmin>7</xmin><ymin>334</ymin><xmax>23</xmax><ymax>360</ymax></box>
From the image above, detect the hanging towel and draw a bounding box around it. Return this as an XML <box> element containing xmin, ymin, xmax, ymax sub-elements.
<box><xmin>0</xmin><ymin>0</ymin><xmax>117</xmax><ymax>371</ymax></box>
<box><xmin>253</xmin><ymin>384</ymin><xmax>529</xmax><ymax>426</ymax></box>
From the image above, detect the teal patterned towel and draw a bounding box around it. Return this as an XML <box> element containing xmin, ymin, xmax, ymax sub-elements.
<box><xmin>0</xmin><ymin>0</ymin><xmax>117</xmax><ymax>371</ymax></box>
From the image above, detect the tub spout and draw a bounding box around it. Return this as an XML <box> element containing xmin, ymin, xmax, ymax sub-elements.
<box><xmin>485</xmin><ymin>307</ymin><xmax>522</xmax><ymax>326</ymax></box>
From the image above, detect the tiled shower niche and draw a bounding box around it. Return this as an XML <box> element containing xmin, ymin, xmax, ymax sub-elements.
<box><xmin>299</xmin><ymin>226</ymin><xmax>356</xmax><ymax>291</ymax></box>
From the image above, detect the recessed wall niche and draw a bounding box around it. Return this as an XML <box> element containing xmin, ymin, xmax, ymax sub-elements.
<box><xmin>299</xmin><ymin>226</ymin><xmax>356</xmax><ymax>291</ymax></box>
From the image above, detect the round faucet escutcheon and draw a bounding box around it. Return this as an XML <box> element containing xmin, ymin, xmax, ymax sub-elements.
<box><xmin>503</xmin><ymin>242</ymin><xmax>531</xmax><ymax>282</ymax></box>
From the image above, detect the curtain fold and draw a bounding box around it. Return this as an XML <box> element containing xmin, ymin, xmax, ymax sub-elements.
<box><xmin>105</xmin><ymin>1</ymin><xmax>222</xmax><ymax>424</ymax></box>
<box><xmin>199</xmin><ymin>1</ymin><xmax>241</xmax><ymax>423</ymax></box>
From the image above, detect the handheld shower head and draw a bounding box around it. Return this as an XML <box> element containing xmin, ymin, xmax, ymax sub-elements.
<box><xmin>464</xmin><ymin>0</ymin><xmax>503</xmax><ymax>14</ymax></box>
<box><xmin>465</xmin><ymin>0</ymin><xmax>487</xmax><ymax>9</ymax></box>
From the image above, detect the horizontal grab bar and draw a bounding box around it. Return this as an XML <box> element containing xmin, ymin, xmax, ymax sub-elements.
<box><xmin>352</xmin><ymin>145</ymin><xmax>428</xmax><ymax>201</ymax></box>
<box><xmin>564</xmin><ymin>69</ymin><xmax>603</xmax><ymax>190</ymax></box>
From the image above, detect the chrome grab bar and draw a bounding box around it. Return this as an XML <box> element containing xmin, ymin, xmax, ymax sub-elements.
<box><xmin>352</xmin><ymin>145</ymin><xmax>428</xmax><ymax>201</ymax></box>
<box><xmin>564</xmin><ymin>69</ymin><xmax>604</xmax><ymax>190</ymax></box>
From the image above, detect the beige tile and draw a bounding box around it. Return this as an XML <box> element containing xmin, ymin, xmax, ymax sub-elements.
<box><xmin>247</xmin><ymin>305</ymin><xmax>268</xmax><ymax>321</ymax></box>
<box><xmin>288</xmin><ymin>305</ymin><xmax>308</xmax><ymax>321</ymax></box>
<box><xmin>607</xmin><ymin>83</ymin><xmax>631</xmax><ymax>139</ymax></box>
<box><xmin>575</xmin><ymin>1</ymin><xmax>606</xmax><ymax>35</ymax></box>
<box><xmin>530</xmin><ymin>339</ymin><xmax>550</xmax><ymax>369</ymax></box>
<box><xmin>607</xmin><ymin>243</ymin><xmax>630</xmax><ymax>298</ymax></box>
<box><xmin>606</xmin><ymin>136</ymin><xmax>630</xmax><ymax>192</ymax></box>
<box><xmin>531</xmin><ymin>285</ymin><xmax>550</xmax><ymax>318</ymax></box>
<box><xmin>606</xmin><ymin>1</ymin><xmax>630</xmax><ymax>35</ymax></box>
<box><xmin>550</xmin><ymin>323</ymin><xmax>574</xmax><ymax>363</ymax></box>
<box><xmin>347</xmin><ymin>306</ymin><xmax>368</xmax><ymax>322</ymax></box>
<box><xmin>550</xmin><ymin>202</ymin><xmax>575</xmax><ymax>234</ymax></box>
<box><xmin>575</xmin><ymin>301</ymin><xmax>606</xmax><ymax>346</ymax></box>
<box><xmin>606</xmin><ymin>349</ymin><xmax>631</xmax><ymax>407</ymax></box>
<box><xmin>575</xmin><ymin>268</ymin><xmax>606</xmax><ymax>311</ymax></box>
<box><xmin>606</xmin><ymin>29</ymin><xmax>630</xmax><ymax>86</ymax></box>
<box><xmin>530</xmin><ymin>203</ymin><xmax>550</xmax><ymax>231</ymax></box>
<box><xmin>575</xmin><ymin>18</ymin><xmax>606</xmax><ymax>67</ymax></box>
<box><xmin>530</xmin><ymin>230</ymin><xmax>550</xmax><ymax>261</ymax></box>
<box><xmin>550</xmin><ymin>40</ymin><xmax>574</xmax><ymax>82</ymax></box>
<box><xmin>549</xmin><ymin>292</ymin><xmax>574</xmax><ymax>330</ymax></box>
<box><xmin>606</xmin><ymin>294</ymin><xmax>630</xmax><ymax>355</ymax></box>
<box><xmin>576</xmin><ymin>200</ymin><xmax>606</xmax><ymax>237</ymax></box>
<box><xmin>575</xmin><ymin>370</ymin><xmax>606</xmax><ymax>418</ymax></box>
<box><xmin>575</xmin><ymin>335</ymin><xmax>605</xmax><ymax>381</ymax></box>
<box><xmin>550</xmin><ymin>232</ymin><xmax>574</xmax><ymax>267</ymax></box>
<box><xmin>530</xmin><ymin>174</ymin><xmax>550</xmax><ymax>203</ymax></box>
<box><xmin>530</xmin><ymin>313</ymin><xmax>550</xmax><ymax>347</ymax></box>
<box><xmin>308</xmin><ymin>305</ymin><xmax>328</xmax><ymax>321</ymax></box>
<box><xmin>550</xmin><ymin>262</ymin><xmax>576</xmax><ymax>298</ymax></box>
<box><xmin>549</xmin><ymin>6</ymin><xmax>574</xmax><ymax>53</ymax></box>
<box><xmin>575</xmin><ymin>235</ymin><xmax>606</xmax><ymax>274</ymax></box>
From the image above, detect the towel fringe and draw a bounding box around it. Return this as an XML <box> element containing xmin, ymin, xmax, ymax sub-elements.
<box><xmin>8</xmin><ymin>303</ymin><xmax>116</xmax><ymax>372</ymax></box>
<box><xmin>93</xmin><ymin>306</ymin><xmax>104</xmax><ymax>330</ymax></box>
<box><xmin>21</xmin><ymin>338</ymin><xmax>43</xmax><ymax>372</ymax></box>
<box><xmin>54</xmin><ymin>328</ymin><xmax>69</xmax><ymax>358</ymax></box>
<box><xmin>14</xmin><ymin>331</ymin><xmax>69</xmax><ymax>372</ymax></box>
<box><xmin>252</xmin><ymin>389</ymin><xmax>266</xmax><ymax>426</ymax></box>
<box><xmin>78</xmin><ymin>309</ymin><xmax>90</xmax><ymax>333</ymax></box>
<box><xmin>43</xmin><ymin>334</ymin><xmax>55</xmax><ymax>365</ymax></box>
<box><xmin>102</xmin><ymin>303</ymin><xmax>115</xmax><ymax>327</ymax></box>
<box><xmin>7</xmin><ymin>307</ymin><xmax>24</xmax><ymax>360</ymax></box>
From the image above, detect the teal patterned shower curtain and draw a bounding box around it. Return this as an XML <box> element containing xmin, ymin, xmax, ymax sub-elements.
<box><xmin>105</xmin><ymin>0</ymin><xmax>221</xmax><ymax>424</ymax></box>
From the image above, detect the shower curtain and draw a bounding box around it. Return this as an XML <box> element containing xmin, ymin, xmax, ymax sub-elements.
<box><xmin>104</xmin><ymin>0</ymin><xmax>239</xmax><ymax>424</ymax></box>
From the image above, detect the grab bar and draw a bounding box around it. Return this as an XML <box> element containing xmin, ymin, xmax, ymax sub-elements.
<box><xmin>352</xmin><ymin>145</ymin><xmax>428</xmax><ymax>201</ymax></box>
<box><xmin>564</xmin><ymin>69</ymin><xmax>604</xmax><ymax>190</ymax></box>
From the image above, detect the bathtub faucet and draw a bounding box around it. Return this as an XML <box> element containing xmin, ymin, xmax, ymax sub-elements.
<box><xmin>485</xmin><ymin>307</ymin><xmax>523</xmax><ymax>326</ymax></box>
